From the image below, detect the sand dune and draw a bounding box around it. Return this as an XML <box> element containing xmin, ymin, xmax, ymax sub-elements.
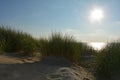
<box><xmin>0</xmin><ymin>55</ymin><xmax>23</xmax><ymax>64</ymax></box>
<box><xmin>0</xmin><ymin>56</ymin><xmax>95</xmax><ymax>80</ymax></box>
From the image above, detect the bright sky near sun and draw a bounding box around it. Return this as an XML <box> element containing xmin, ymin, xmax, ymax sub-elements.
<box><xmin>0</xmin><ymin>0</ymin><xmax>120</xmax><ymax>42</ymax></box>
<box><xmin>89</xmin><ymin>8</ymin><xmax>104</xmax><ymax>22</ymax></box>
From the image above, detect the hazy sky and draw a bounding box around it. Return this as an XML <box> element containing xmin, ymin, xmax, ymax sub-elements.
<box><xmin>0</xmin><ymin>0</ymin><xmax>120</xmax><ymax>42</ymax></box>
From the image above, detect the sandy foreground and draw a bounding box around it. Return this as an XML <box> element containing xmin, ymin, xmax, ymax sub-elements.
<box><xmin>0</xmin><ymin>55</ymin><xmax>95</xmax><ymax>80</ymax></box>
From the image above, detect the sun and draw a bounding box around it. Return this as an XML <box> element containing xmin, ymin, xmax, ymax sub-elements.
<box><xmin>89</xmin><ymin>8</ymin><xmax>104</xmax><ymax>22</ymax></box>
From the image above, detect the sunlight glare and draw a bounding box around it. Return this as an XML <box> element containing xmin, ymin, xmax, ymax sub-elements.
<box><xmin>89</xmin><ymin>8</ymin><xmax>104</xmax><ymax>22</ymax></box>
<box><xmin>88</xmin><ymin>42</ymin><xmax>106</xmax><ymax>50</ymax></box>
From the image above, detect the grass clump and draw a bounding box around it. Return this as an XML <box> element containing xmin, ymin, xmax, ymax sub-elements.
<box><xmin>0</xmin><ymin>26</ymin><xmax>38</xmax><ymax>56</ymax></box>
<box><xmin>39</xmin><ymin>33</ymin><xmax>82</xmax><ymax>62</ymax></box>
<box><xmin>94</xmin><ymin>41</ymin><xmax>120</xmax><ymax>78</ymax></box>
<box><xmin>0</xmin><ymin>39</ymin><xmax>6</xmax><ymax>53</ymax></box>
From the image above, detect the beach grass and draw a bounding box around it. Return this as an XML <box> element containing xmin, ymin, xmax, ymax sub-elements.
<box><xmin>39</xmin><ymin>32</ymin><xmax>82</xmax><ymax>62</ymax></box>
<box><xmin>1</xmin><ymin>26</ymin><xmax>120</xmax><ymax>79</ymax></box>
<box><xmin>0</xmin><ymin>26</ymin><xmax>38</xmax><ymax>56</ymax></box>
<box><xmin>94</xmin><ymin>40</ymin><xmax>120</xmax><ymax>78</ymax></box>
<box><xmin>0</xmin><ymin>26</ymin><xmax>96</xmax><ymax>63</ymax></box>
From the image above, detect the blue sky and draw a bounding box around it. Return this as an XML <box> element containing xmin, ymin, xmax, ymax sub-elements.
<box><xmin>0</xmin><ymin>0</ymin><xmax>120</xmax><ymax>42</ymax></box>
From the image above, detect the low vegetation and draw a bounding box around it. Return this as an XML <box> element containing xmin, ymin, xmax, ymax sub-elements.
<box><xmin>0</xmin><ymin>26</ymin><xmax>94</xmax><ymax>62</ymax></box>
<box><xmin>0</xmin><ymin>26</ymin><xmax>38</xmax><ymax>56</ymax></box>
<box><xmin>94</xmin><ymin>41</ymin><xmax>120</xmax><ymax>78</ymax></box>
<box><xmin>0</xmin><ymin>26</ymin><xmax>120</xmax><ymax>79</ymax></box>
<box><xmin>39</xmin><ymin>33</ymin><xmax>83</xmax><ymax>62</ymax></box>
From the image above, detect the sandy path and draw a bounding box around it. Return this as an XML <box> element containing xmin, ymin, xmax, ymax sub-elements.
<box><xmin>0</xmin><ymin>56</ymin><xmax>95</xmax><ymax>80</ymax></box>
<box><xmin>0</xmin><ymin>55</ymin><xmax>23</xmax><ymax>64</ymax></box>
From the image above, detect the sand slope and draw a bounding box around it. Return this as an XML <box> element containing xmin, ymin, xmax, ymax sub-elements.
<box><xmin>0</xmin><ymin>55</ymin><xmax>23</xmax><ymax>64</ymax></box>
<box><xmin>0</xmin><ymin>56</ymin><xmax>95</xmax><ymax>80</ymax></box>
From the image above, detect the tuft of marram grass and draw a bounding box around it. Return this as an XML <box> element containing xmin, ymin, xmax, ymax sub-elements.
<box><xmin>0</xmin><ymin>26</ymin><xmax>38</xmax><ymax>56</ymax></box>
<box><xmin>39</xmin><ymin>32</ymin><xmax>83</xmax><ymax>62</ymax></box>
<box><xmin>94</xmin><ymin>41</ymin><xmax>120</xmax><ymax>78</ymax></box>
